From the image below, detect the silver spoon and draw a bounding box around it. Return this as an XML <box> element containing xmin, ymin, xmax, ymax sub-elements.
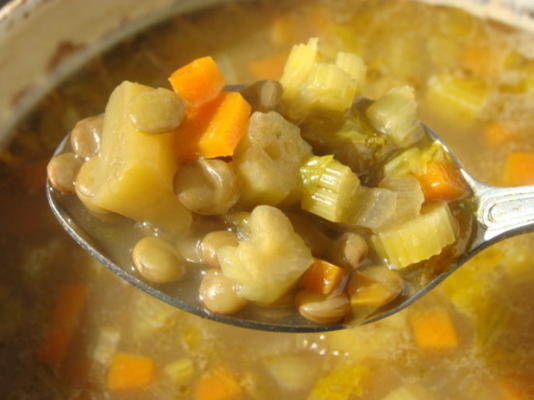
<box><xmin>47</xmin><ymin>122</ymin><xmax>534</xmax><ymax>333</ymax></box>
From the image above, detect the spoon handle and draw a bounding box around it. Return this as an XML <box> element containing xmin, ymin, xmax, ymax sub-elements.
<box><xmin>475</xmin><ymin>183</ymin><xmax>534</xmax><ymax>243</ymax></box>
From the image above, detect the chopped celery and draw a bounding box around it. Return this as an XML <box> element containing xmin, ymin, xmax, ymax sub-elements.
<box><xmin>234</xmin><ymin>111</ymin><xmax>311</xmax><ymax>206</ymax></box>
<box><xmin>130</xmin><ymin>292</ymin><xmax>179</xmax><ymax>339</ymax></box>
<box><xmin>366</xmin><ymin>86</ymin><xmax>423</xmax><ymax>148</ymax></box>
<box><xmin>383</xmin><ymin>148</ymin><xmax>421</xmax><ymax>177</ymax></box>
<box><xmin>263</xmin><ymin>354</ymin><xmax>318</xmax><ymax>391</ymax></box>
<box><xmin>307</xmin><ymin>364</ymin><xmax>368</xmax><ymax>400</ymax></box>
<box><xmin>383</xmin><ymin>142</ymin><xmax>447</xmax><ymax>177</ymax></box>
<box><xmin>91</xmin><ymin>327</ymin><xmax>121</xmax><ymax>366</ymax></box>
<box><xmin>371</xmin><ymin>202</ymin><xmax>457</xmax><ymax>269</ymax></box>
<box><xmin>302</xmin><ymin>63</ymin><xmax>358</xmax><ymax>113</ymax></box>
<box><xmin>335</xmin><ymin>52</ymin><xmax>366</xmax><ymax>84</ymax></box>
<box><xmin>379</xmin><ymin>175</ymin><xmax>424</xmax><ymax>225</ymax></box>
<box><xmin>164</xmin><ymin>358</ymin><xmax>195</xmax><ymax>383</ymax></box>
<box><xmin>349</xmin><ymin>186</ymin><xmax>397</xmax><ymax>232</ymax></box>
<box><xmin>300</xmin><ymin>155</ymin><xmax>360</xmax><ymax>222</ymax></box>
<box><xmin>219</xmin><ymin>205</ymin><xmax>313</xmax><ymax>304</ymax></box>
<box><xmin>383</xmin><ymin>384</ymin><xmax>435</xmax><ymax>400</ymax></box>
<box><xmin>425</xmin><ymin>74</ymin><xmax>488</xmax><ymax>123</ymax></box>
<box><xmin>280</xmin><ymin>39</ymin><xmax>366</xmax><ymax>118</ymax></box>
<box><xmin>280</xmin><ymin>38</ymin><xmax>319</xmax><ymax>102</ymax></box>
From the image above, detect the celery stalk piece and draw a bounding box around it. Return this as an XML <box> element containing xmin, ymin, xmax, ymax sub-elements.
<box><xmin>300</xmin><ymin>155</ymin><xmax>360</xmax><ymax>223</ymax></box>
<box><xmin>280</xmin><ymin>38</ymin><xmax>319</xmax><ymax>103</ymax></box>
<box><xmin>366</xmin><ymin>86</ymin><xmax>423</xmax><ymax>148</ymax></box>
<box><xmin>349</xmin><ymin>186</ymin><xmax>398</xmax><ymax>232</ymax></box>
<box><xmin>383</xmin><ymin>142</ymin><xmax>447</xmax><ymax>177</ymax></box>
<box><xmin>218</xmin><ymin>205</ymin><xmax>313</xmax><ymax>304</ymax></box>
<box><xmin>302</xmin><ymin>63</ymin><xmax>358</xmax><ymax>113</ymax></box>
<box><xmin>92</xmin><ymin>327</ymin><xmax>121</xmax><ymax>366</ymax></box>
<box><xmin>425</xmin><ymin>74</ymin><xmax>487</xmax><ymax>123</ymax></box>
<box><xmin>335</xmin><ymin>52</ymin><xmax>366</xmax><ymax>85</ymax></box>
<box><xmin>371</xmin><ymin>202</ymin><xmax>457</xmax><ymax>269</ymax></box>
<box><xmin>164</xmin><ymin>358</ymin><xmax>195</xmax><ymax>383</ymax></box>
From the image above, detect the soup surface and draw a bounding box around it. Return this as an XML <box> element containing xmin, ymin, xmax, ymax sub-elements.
<box><xmin>2</xmin><ymin>0</ymin><xmax>534</xmax><ymax>399</ymax></box>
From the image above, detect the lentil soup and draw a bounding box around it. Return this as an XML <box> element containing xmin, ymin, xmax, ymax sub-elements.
<box><xmin>2</xmin><ymin>0</ymin><xmax>534</xmax><ymax>399</ymax></box>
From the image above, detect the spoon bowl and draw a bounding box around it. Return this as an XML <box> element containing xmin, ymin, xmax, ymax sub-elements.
<box><xmin>47</xmin><ymin>120</ymin><xmax>534</xmax><ymax>332</ymax></box>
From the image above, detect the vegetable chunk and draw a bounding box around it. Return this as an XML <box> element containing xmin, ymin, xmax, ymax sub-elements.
<box><xmin>194</xmin><ymin>367</ymin><xmax>242</xmax><ymax>400</ymax></box>
<box><xmin>372</xmin><ymin>202</ymin><xmax>457</xmax><ymax>268</ymax></box>
<box><xmin>175</xmin><ymin>92</ymin><xmax>251</xmax><ymax>160</ymax></box>
<box><xmin>75</xmin><ymin>81</ymin><xmax>191</xmax><ymax>235</ymax></box>
<box><xmin>169</xmin><ymin>56</ymin><xmax>225</xmax><ymax>112</ymax></box>
<box><xmin>234</xmin><ymin>111</ymin><xmax>311</xmax><ymax>206</ymax></box>
<box><xmin>107</xmin><ymin>352</ymin><xmax>156</xmax><ymax>391</ymax></box>
<box><xmin>502</xmin><ymin>151</ymin><xmax>534</xmax><ymax>186</ymax></box>
<box><xmin>218</xmin><ymin>205</ymin><xmax>314</xmax><ymax>304</ymax></box>
<box><xmin>409</xmin><ymin>307</ymin><xmax>459</xmax><ymax>351</ymax></box>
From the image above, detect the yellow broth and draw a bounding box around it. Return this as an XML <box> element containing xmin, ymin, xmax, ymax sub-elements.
<box><xmin>1</xmin><ymin>0</ymin><xmax>534</xmax><ymax>398</ymax></box>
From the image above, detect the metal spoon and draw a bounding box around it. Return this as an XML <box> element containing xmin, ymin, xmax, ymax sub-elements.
<box><xmin>47</xmin><ymin>123</ymin><xmax>534</xmax><ymax>333</ymax></box>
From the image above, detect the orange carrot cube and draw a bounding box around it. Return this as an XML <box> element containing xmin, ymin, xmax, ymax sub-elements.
<box><xmin>410</xmin><ymin>307</ymin><xmax>459</xmax><ymax>352</ymax></box>
<box><xmin>107</xmin><ymin>352</ymin><xmax>156</xmax><ymax>391</ymax></box>
<box><xmin>169</xmin><ymin>56</ymin><xmax>225</xmax><ymax>112</ymax></box>
<box><xmin>417</xmin><ymin>160</ymin><xmax>469</xmax><ymax>202</ymax></box>
<box><xmin>502</xmin><ymin>151</ymin><xmax>534</xmax><ymax>186</ymax></box>
<box><xmin>300</xmin><ymin>258</ymin><xmax>345</xmax><ymax>295</ymax></box>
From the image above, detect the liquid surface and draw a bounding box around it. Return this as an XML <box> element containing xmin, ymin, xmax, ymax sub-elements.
<box><xmin>2</xmin><ymin>0</ymin><xmax>534</xmax><ymax>398</ymax></box>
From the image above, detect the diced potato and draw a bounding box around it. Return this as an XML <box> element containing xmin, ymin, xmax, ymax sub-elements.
<box><xmin>218</xmin><ymin>205</ymin><xmax>313</xmax><ymax>304</ymax></box>
<box><xmin>425</xmin><ymin>74</ymin><xmax>487</xmax><ymax>124</ymax></box>
<box><xmin>76</xmin><ymin>81</ymin><xmax>191</xmax><ymax>235</ymax></box>
<box><xmin>263</xmin><ymin>354</ymin><xmax>318</xmax><ymax>391</ymax></box>
<box><xmin>366</xmin><ymin>86</ymin><xmax>422</xmax><ymax>148</ymax></box>
<box><xmin>371</xmin><ymin>202</ymin><xmax>457</xmax><ymax>269</ymax></box>
<box><xmin>234</xmin><ymin>111</ymin><xmax>311</xmax><ymax>206</ymax></box>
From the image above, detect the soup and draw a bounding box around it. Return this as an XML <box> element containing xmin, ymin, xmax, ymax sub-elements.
<box><xmin>2</xmin><ymin>0</ymin><xmax>534</xmax><ymax>398</ymax></box>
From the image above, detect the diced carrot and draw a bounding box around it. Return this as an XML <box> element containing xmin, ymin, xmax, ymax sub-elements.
<box><xmin>175</xmin><ymin>95</ymin><xmax>224</xmax><ymax>162</ymax></box>
<box><xmin>409</xmin><ymin>307</ymin><xmax>459</xmax><ymax>351</ymax></box>
<box><xmin>300</xmin><ymin>258</ymin><xmax>345</xmax><ymax>295</ymax></box>
<box><xmin>107</xmin><ymin>352</ymin><xmax>156</xmax><ymax>391</ymax></box>
<box><xmin>198</xmin><ymin>92</ymin><xmax>251</xmax><ymax>158</ymax></box>
<box><xmin>498</xmin><ymin>375</ymin><xmax>532</xmax><ymax>400</ymax></box>
<box><xmin>462</xmin><ymin>46</ymin><xmax>498</xmax><ymax>77</ymax></box>
<box><xmin>194</xmin><ymin>367</ymin><xmax>243</xmax><ymax>400</ymax></box>
<box><xmin>417</xmin><ymin>160</ymin><xmax>470</xmax><ymax>202</ymax></box>
<box><xmin>484</xmin><ymin>122</ymin><xmax>518</xmax><ymax>147</ymax></box>
<box><xmin>502</xmin><ymin>151</ymin><xmax>534</xmax><ymax>186</ymax></box>
<box><xmin>38</xmin><ymin>284</ymin><xmax>87</xmax><ymax>368</ymax></box>
<box><xmin>175</xmin><ymin>91</ymin><xmax>251</xmax><ymax>161</ymax></box>
<box><xmin>248</xmin><ymin>53</ymin><xmax>288</xmax><ymax>81</ymax></box>
<box><xmin>169</xmin><ymin>56</ymin><xmax>225</xmax><ymax>113</ymax></box>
